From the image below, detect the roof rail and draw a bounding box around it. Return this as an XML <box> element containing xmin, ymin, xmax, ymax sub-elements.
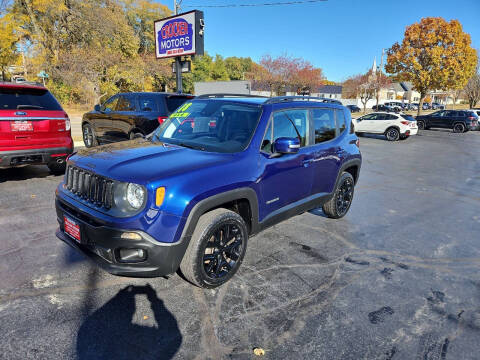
<box><xmin>264</xmin><ymin>96</ymin><xmax>342</xmax><ymax>105</ymax></box>
<box><xmin>195</xmin><ymin>93</ymin><xmax>268</xmax><ymax>99</ymax></box>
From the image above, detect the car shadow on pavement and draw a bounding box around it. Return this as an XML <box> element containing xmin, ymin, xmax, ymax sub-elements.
<box><xmin>0</xmin><ymin>166</ymin><xmax>58</xmax><ymax>182</ymax></box>
<box><xmin>77</xmin><ymin>283</ymin><xmax>182</xmax><ymax>360</ymax></box>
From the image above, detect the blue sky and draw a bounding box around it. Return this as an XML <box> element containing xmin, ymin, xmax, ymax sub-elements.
<box><xmin>163</xmin><ymin>0</ymin><xmax>480</xmax><ymax>82</ymax></box>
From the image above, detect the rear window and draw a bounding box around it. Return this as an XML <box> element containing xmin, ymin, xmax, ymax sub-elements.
<box><xmin>402</xmin><ymin>115</ymin><xmax>415</xmax><ymax>121</ymax></box>
<box><xmin>165</xmin><ymin>96</ymin><xmax>193</xmax><ymax>113</ymax></box>
<box><xmin>0</xmin><ymin>87</ymin><xmax>62</xmax><ymax>110</ymax></box>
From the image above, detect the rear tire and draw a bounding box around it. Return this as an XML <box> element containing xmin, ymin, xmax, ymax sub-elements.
<box><xmin>47</xmin><ymin>160</ymin><xmax>66</xmax><ymax>175</ymax></box>
<box><xmin>82</xmin><ymin>124</ymin><xmax>98</xmax><ymax>147</ymax></box>
<box><xmin>322</xmin><ymin>172</ymin><xmax>355</xmax><ymax>219</ymax></box>
<box><xmin>453</xmin><ymin>123</ymin><xmax>465</xmax><ymax>133</ymax></box>
<box><xmin>180</xmin><ymin>208</ymin><xmax>248</xmax><ymax>288</ymax></box>
<box><xmin>385</xmin><ymin>127</ymin><xmax>400</xmax><ymax>141</ymax></box>
<box><xmin>129</xmin><ymin>131</ymin><xmax>144</xmax><ymax>140</ymax></box>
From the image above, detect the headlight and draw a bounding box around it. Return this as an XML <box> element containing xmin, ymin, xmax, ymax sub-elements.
<box><xmin>126</xmin><ymin>183</ymin><xmax>145</xmax><ymax>209</ymax></box>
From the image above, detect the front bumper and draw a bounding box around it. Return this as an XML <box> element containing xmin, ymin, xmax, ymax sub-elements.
<box><xmin>55</xmin><ymin>198</ymin><xmax>189</xmax><ymax>277</ymax></box>
<box><xmin>0</xmin><ymin>146</ymin><xmax>73</xmax><ymax>168</ymax></box>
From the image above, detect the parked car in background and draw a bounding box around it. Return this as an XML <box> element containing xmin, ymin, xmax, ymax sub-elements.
<box><xmin>347</xmin><ymin>105</ymin><xmax>361</xmax><ymax>113</ymax></box>
<box><xmin>372</xmin><ymin>104</ymin><xmax>394</xmax><ymax>112</ymax></box>
<box><xmin>409</xmin><ymin>103</ymin><xmax>419</xmax><ymax>111</ymax></box>
<box><xmin>56</xmin><ymin>95</ymin><xmax>361</xmax><ymax>288</ymax></box>
<box><xmin>0</xmin><ymin>82</ymin><xmax>73</xmax><ymax>173</ymax></box>
<box><xmin>431</xmin><ymin>102</ymin><xmax>445</xmax><ymax>110</ymax></box>
<box><xmin>422</xmin><ymin>103</ymin><xmax>431</xmax><ymax>110</ymax></box>
<box><xmin>81</xmin><ymin>92</ymin><xmax>194</xmax><ymax>147</ymax></box>
<box><xmin>415</xmin><ymin>110</ymin><xmax>479</xmax><ymax>132</ymax></box>
<box><xmin>384</xmin><ymin>102</ymin><xmax>404</xmax><ymax>112</ymax></box>
<box><xmin>353</xmin><ymin>112</ymin><xmax>417</xmax><ymax>141</ymax></box>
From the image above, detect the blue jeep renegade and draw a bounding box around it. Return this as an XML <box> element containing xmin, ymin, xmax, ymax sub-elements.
<box><xmin>55</xmin><ymin>95</ymin><xmax>361</xmax><ymax>288</ymax></box>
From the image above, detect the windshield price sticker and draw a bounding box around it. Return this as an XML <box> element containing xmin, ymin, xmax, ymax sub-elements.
<box><xmin>170</xmin><ymin>102</ymin><xmax>192</xmax><ymax>118</ymax></box>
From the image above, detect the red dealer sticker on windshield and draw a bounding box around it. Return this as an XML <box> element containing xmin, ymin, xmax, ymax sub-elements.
<box><xmin>64</xmin><ymin>216</ymin><xmax>81</xmax><ymax>242</ymax></box>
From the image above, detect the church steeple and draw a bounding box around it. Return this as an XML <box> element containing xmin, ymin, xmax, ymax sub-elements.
<box><xmin>372</xmin><ymin>57</ymin><xmax>377</xmax><ymax>74</ymax></box>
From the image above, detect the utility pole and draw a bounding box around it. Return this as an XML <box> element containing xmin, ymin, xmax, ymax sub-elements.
<box><xmin>174</xmin><ymin>0</ymin><xmax>183</xmax><ymax>93</ymax></box>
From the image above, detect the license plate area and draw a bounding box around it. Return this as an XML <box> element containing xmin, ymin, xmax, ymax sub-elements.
<box><xmin>10</xmin><ymin>121</ymin><xmax>33</xmax><ymax>132</ymax></box>
<box><xmin>64</xmin><ymin>215</ymin><xmax>81</xmax><ymax>243</ymax></box>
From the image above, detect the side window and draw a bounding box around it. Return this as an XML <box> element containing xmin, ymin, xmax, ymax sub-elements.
<box><xmin>139</xmin><ymin>95</ymin><xmax>159</xmax><ymax>112</ymax></box>
<box><xmin>311</xmin><ymin>108</ymin><xmax>336</xmax><ymax>143</ymax></box>
<box><xmin>102</xmin><ymin>95</ymin><xmax>118</xmax><ymax>112</ymax></box>
<box><xmin>261</xmin><ymin>109</ymin><xmax>308</xmax><ymax>153</ymax></box>
<box><xmin>335</xmin><ymin>109</ymin><xmax>346</xmax><ymax>134</ymax></box>
<box><xmin>387</xmin><ymin>114</ymin><xmax>398</xmax><ymax>120</ymax></box>
<box><xmin>116</xmin><ymin>95</ymin><xmax>135</xmax><ymax>112</ymax></box>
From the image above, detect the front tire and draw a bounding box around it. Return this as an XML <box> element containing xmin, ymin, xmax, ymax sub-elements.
<box><xmin>180</xmin><ymin>208</ymin><xmax>248</xmax><ymax>288</ymax></box>
<box><xmin>82</xmin><ymin>124</ymin><xmax>98</xmax><ymax>147</ymax></box>
<box><xmin>322</xmin><ymin>172</ymin><xmax>355</xmax><ymax>219</ymax></box>
<box><xmin>417</xmin><ymin>120</ymin><xmax>425</xmax><ymax>130</ymax></box>
<box><xmin>385</xmin><ymin>127</ymin><xmax>400</xmax><ymax>141</ymax></box>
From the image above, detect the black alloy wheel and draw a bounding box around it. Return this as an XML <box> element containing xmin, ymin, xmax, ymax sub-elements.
<box><xmin>386</xmin><ymin>127</ymin><xmax>400</xmax><ymax>141</ymax></box>
<box><xmin>180</xmin><ymin>208</ymin><xmax>248</xmax><ymax>288</ymax></box>
<box><xmin>202</xmin><ymin>222</ymin><xmax>243</xmax><ymax>279</ymax></box>
<box><xmin>417</xmin><ymin>120</ymin><xmax>425</xmax><ymax>130</ymax></box>
<box><xmin>82</xmin><ymin>124</ymin><xmax>97</xmax><ymax>147</ymax></box>
<box><xmin>322</xmin><ymin>172</ymin><xmax>355</xmax><ymax>219</ymax></box>
<box><xmin>453</xmin><ymin>123</ymin><xmax>465</xmax><ymax>133</ymax></box>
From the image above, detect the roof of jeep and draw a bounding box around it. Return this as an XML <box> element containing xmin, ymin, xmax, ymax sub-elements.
<box><xmin>195</xmin><ymin>95</ymin><xmax>344</xmax><ymax>107</ymax></box>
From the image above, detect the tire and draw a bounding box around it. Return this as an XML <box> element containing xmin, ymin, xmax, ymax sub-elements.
<box><xmin>180</xmin><ymin>208</ymin><xmax>248</xmax><ymax>288</ymax></box>
<box><xmin>47</xmin><ymin>160</ymin><xmax>66</xmax><ymax>175</ymax></box>
<box><xmin>385</xmin><ymin>127</ymin><xmax>400</xmax><ymax>141</ymax></box>
<box><xmin>322</xmin><ymin>172</ymin><xmax>355</xmax><ymax>219</ymax></box>
<box><xmin>417</xmin><ymin>120</ymin><xmax>425</xmax><ymax>130</ymax></box>
<box><xmin>82</xmin><ymin>123</ymin><xmax>98</xmax><ymax>147</ymax></box>
<box><xmin>399</xmin><ymin>134</ymin><xmax>409</xmax><ymax>140</ymax></box>
<box><xmin>453</xmin><ymin>123</ymin><xmax>465</xmax><ymax>133</ymax></box>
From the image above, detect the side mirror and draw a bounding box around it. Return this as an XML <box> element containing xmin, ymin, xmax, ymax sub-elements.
<box><xmin>273</xmin><ymin>137</ymin><xmax>300</xmax><ymax>154</ymax></box>
<box><xmin>94</xmin><ymin>104</ymin><xmax>101</xmax><ymax>112</ymax></box>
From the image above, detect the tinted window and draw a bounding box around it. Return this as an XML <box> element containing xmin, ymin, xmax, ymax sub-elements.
<box><xmin>274</xmin><ymin>110</ymin><xmax>308</xmax><ymax>146</ymax></box>
<box><xmin>138</xmin><ymin>95</ymin><xmax>159</xmax><ymax>112</ymax></box>
<box><xmin>0</xmin><ymin>87</ymin><xmax>62</xmax><ymax>110</ymax></box>
<box><xmin>336</xmin><ymin>109</ymin><xmax>346</xmax><ymax>133</ymax></box>
<box><xmin>116</xmin><ymin>95</ymin><xmax>135</xmax><ymax>111</ymax></box>
<box><xmin>311</xmin><ymin>108</ymin><xmax>336</xmax><ymax>143</ymax></box>
<box><xmin>403</xmin><ymin>115</ymin><xmax>415</xmax><ymax>121</ymax></box>
<box><xmin>165</xmin><ymin>96</ymin><xmax>192</xmax><ymax>113</ymax></box>
<box><xmin>103</xmin><ymin>96</ymin><xmax>118</xmax><ymax>112</ymax></box>
<box><xmin>152</xmin><ymin>100</ymin><xmax>261</xmax><ymax>153</ymax></box>
<box><xmin>386</xmin><ymin>114</ymin><xmax>398</xmax><ymax>120</ymax></box>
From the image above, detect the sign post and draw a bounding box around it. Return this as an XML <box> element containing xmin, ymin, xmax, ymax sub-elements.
<box><xmin>154</xmin><ymin>9</ymin><xmax>204</xmax><ymax>93</ymax></box>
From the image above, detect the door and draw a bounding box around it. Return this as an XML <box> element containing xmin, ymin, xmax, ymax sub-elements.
<box><xmin>309</xmin><ymin>107</ymin><xmax>344</xmax><ymax>195</ymax></box>
<box><xmin>110</xmin><ymin>94</ymin><xmax>137</xmax><ymax>141</ymax></box>
<box><xmin>355</xmin><ymin>113</ymin><xmax>376</xmax><ymax>133</ymax></box>
<box><xmin>428</xmin><ymin>110</ymin><xmax>447</xmax><ymax>128</ymax></box>
<box><xmin>259</xmin><ymin>109</ymin><xmax>313</xmax><ymax>220</ymax></box>
<box><xmin>93</xmin><ymin>95</ymin><xmax>118</xmax><ymax>142</ymax></box>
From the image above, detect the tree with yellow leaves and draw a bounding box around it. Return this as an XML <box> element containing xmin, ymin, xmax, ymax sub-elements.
<box><xmin>0</xmin><ymin>13</ymin><xmax>20</xmax><ymax>80</ymax></box>
<box><xmin>386</xmin><ymin>17</ymin><xmax>477</xmax><ymax>115</ymax></box>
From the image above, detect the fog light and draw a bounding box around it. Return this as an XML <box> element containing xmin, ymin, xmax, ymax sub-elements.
<box><xmin>121</xmin><ymin>232</ymin><xmax>142</xmax><ymax>240</ymax></box>
<box><xmin>118</xmin><ymin>248</ymin><xmax>146</xmax><ymax>262</ymax></box>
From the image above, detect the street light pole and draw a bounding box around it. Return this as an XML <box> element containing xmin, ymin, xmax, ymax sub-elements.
<box><xmin>174</xmin><ymin>0</ymin><xmax>183</xmax><ymax>93</ymax></box>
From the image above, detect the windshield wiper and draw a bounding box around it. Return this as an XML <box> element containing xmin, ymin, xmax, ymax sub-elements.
<box><xmin>17</xmin><ymin>105</ymin><xmax>44</xmax><ymax>109</ymax></box>
<box><xmin>177</xmin><ymin>143</ymin><xmax>205</xmax><ymax>151</ymax></box>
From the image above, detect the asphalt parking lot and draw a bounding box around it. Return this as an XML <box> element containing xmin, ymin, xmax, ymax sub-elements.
<box><xmin>1</xmin><ymin>129</ymin><xmax>479</xmax><ymax>360</ymax></box>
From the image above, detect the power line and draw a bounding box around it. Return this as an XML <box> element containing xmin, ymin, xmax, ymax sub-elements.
<box><xmin>184</xmin><ymin>0</ymin><xmax>327</xmax><ymax>8</ymax></box>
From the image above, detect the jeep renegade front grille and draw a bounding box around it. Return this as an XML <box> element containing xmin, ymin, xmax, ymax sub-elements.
<box><xmin>64</xmin><ymin>165</ymin><xmax>114</xmax><ymax>209</ymax></box>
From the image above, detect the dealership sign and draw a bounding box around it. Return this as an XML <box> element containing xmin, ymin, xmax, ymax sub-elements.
<box><xmin>154</xmin><ymin>10</ymin><xmax>204</xmax><ymax>59</ymax></box>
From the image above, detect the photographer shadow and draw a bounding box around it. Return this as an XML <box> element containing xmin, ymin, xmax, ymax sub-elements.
<box><xmin>77</xmin><ymin>284</ymin><xmax>182</xmax><ymax>360</ymax></box>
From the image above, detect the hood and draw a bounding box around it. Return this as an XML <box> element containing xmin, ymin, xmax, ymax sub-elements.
<box><xmin>71</xmin><ymin>139</ymin><xmax>232</xmax><ymax>184</ymax></box>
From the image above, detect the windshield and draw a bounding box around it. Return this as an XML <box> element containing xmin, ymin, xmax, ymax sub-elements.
<box><xmin>152</xmin><ymin>100</ymin><xmax>262</xmax><ymax>153</ymax></box>
<box><xmin>0</xmin><ymin>88</ymin><xmax>62</xmax><ymax>110</ymax></box>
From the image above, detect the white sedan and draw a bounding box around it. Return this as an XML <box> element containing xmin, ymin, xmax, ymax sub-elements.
<box><xmin>353</xmin><ymin>112</ymin><xmax>418</xmax><ymax>141</ymax></box>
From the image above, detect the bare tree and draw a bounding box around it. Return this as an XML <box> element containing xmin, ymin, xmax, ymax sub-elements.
<box><xmin>343</xmin><ymin>71</ymin><xmax>377</xmax><ymax>113</ymax></box>
<box><xmin>464</xmin><ymin>65</ymin><xmax>480</xmax><ymax>109</ymax></box>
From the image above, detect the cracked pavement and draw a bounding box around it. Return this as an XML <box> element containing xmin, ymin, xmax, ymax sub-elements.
<box><xmin>1</xmin><ymin>129</ymin><xmax>479</xmax><ymax>359</ymax></box>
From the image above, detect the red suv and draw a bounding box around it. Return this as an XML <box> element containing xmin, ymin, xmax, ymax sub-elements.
<box><xmin>0</xmin><ymin>82</ymin><xmax>73</xmax><ymax>173</ymax></box>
